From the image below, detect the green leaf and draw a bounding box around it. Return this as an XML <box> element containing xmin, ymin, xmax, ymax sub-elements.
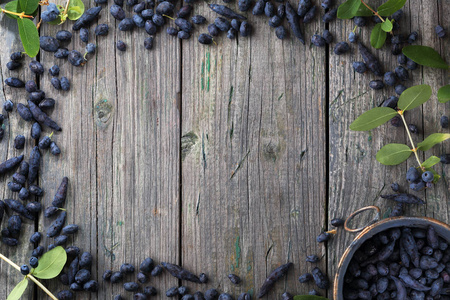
<box><xmin>68</xmin><ymin>6</ymin><xmax>83</xmax><ymax>20</ymax></box>
<box><xmin>402</xmin><ymin>45</ymin><xmax>449</xmax><ymax>69</ymax></box>
<box><xmin>377</xmin><ymin>0</ymin><xmax>407</xmax><ymax>16</ymax></box>
<box><xmin>33</xmin><ymin>246</ymin><xmax>67</xmax><ymax>279</ymax></box>
<box><xmin>438</xmin><ymin>85</ymin><xmax>450</xmax><ymax>103</ymax></box>
<box><xmin>67</xmin><ymin>0</ymin><xmax>84</xmax><ymax>20</ymax></box>
<box><xmin>421</xmin><ymin>156</ymin><xmax>441</xmax><ymax>168</ymax></box>
<box><xmin>18</xmin><ymin>0</ymin><xmax>39</xmax><ymax>14</ymax></box>
<box><xmin>354</xmin><ymin>3</ymin><xmax>373</xmax><ymax>16</ymax></box>
<box><xmin>397</xmin><ymin>84</ymin><xmax>432</xmax><ymax>111</ymax></box>
<box><xmin>350</xmin><ymin>107</ymin><xmax>398</xmax><ymax>131</ymax></box>
<box><xmin>376</xmin><ymin>143</ymin><xmax>412</xmax><ymax>165</ymax></box>
<box><xmin>17</xmin><ymin>18</ymin><xmax>40</xmax><ymax>58</ymax></box>
<box><xmin>294</xmin><ymin>296</ymin><xmax>329</xmax><ymax>300</ymax></box>
<box><xmin>7</xmin><ymin>277</ymin><xmax>28</xmax><ymax>300</ymax></box>
<box><xmin>4</xmin><ymin>0</ymin><xmax>20</xmax><ymax>19</ymax></box>
<box><xmin>370</xmin><ymin>23</ymin><xmax>387</xmax><ymax>49</ymax></box>
<box><xmin>417</xmin><ymin>133</ymin><xmax>450</xmax><ymax>151</ymax></box>
<box><xmin>381</xmin><ymin>19</ymin><xmax>393</xmax><ymax>32</ymax></box>
<box><xmin>337</xmin><ymin>0</ymin><xmax>360</xmax><ymax>19</ymax></box>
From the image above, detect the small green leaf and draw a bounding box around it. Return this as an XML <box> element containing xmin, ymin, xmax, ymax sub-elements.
<box><xmin>421</xmin><ymin>156</ymin><xmax>441</xmax><ymax>168</ymax></box>
<box><xmin>7</xmin><ymin>277</ymin><xmax>28</xmax><ymax>300</ymax></box>
<box><xmin>402</xmin><ymin>45</ymin><xmax>449</xmax><ymax>69</ymax></box>
<box><xmin>397</xmin><ymin>85</ymin><xmax>432</xmax><ymax>111</ymax></box>
<box><xmin>417</xmin><ymin>133</ymin><xmax>450</xmax><ymax>152</ymax></box>
<box><xmin>18</xmin><ymin>0</ymin><xmax>39</xmax><ymax>14</ymax></box>
<box><xmin>438</xmin><ymin>85</ymin><xmax>450</xmax><ymax>103</ymax></box>
<box><xmin>370</xmin><ymin>23</ymin><xmax>387</xmax><ymax>49</ymax></box>
<box><xmin>68</xmin><ymin>0</ymin><xmax>84</xmax><ymax>13</ymax></box>
<box><xmin>33</xmin><ymin>246</ymin><xmax>67</xmax><ymax>279</ymax></box>
<box><xmin>294</xmin><ymin>296</ymin><xmax>329</xmax><ymax>300</ymax></box>
<box><xmin>398</xmin><ymin>85</ymin><xmax>431</xmax><ymax>111</ymax></box>
<box><xmin>67</xmin><ymin>0</ymin><xmax>84</xmax><ymax>20</ymax></box>
<box><xmin>17</xmin><ymin>18</ymin><xmax>40</xmax><ymax>58</ymax></box>
<box><xmin>377</xmin><ymin>0</ymin><xmax>407</xmax><ymax>16</ymax></box>
<box><xmin>4</xmin><ymin>0</ymin><xmax>20</xmax><ymax>19</ymax></box>
<box><xmin>376</xmin><ymin>143</ymin><xmax>412</xmax><ymax>165</ymax></box>
<box><xmin>68</xmin><ymin>6</ymin><xmax>83</xmax><ymax>20</ymax></box>
<box><xmin>354</xmin><ymin>3</ymin><xmax>373</xmax><ymax>16</ymax></box>
<box><xmin>350</xmin><ymin>107</ymin><xmax>398</xmax><ymax>131</ymax></box>
<box><xmin>337</xmin><ymin>0</ymin><xmax>360</xmax><ymax>19</ymax></box>
<box><xmin>381</xmin><ymin>19</ymin><xmax>393</xmax><ymax>32</ymax></box>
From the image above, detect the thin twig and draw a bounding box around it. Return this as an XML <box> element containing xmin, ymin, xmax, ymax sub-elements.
<box><xmin>0</xmin><ymin>252</ymin><xmax>58</xmax><ymax>300</ymax></box>
<box><xmin>360</xmin><ymin>0</ymin><xmax>385</xmax><ymax>22</ymax></box>
<box><xmin>1</xmin><ymin>9</ymin><xmax>34</xmax><ymax>19</ymax></box>
<box><xmin>27</xmin><ymin>275</ymin><xmax>58</xmax><ymax>300</ymax></box>
<box><xmin>399</xmin><ymin>111</ymin><xmax>422</xmax><ymax>169</ymax></box>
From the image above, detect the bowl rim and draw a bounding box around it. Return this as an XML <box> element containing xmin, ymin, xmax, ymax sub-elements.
<box><xmin>333</xmin><ymin>216</ymin><xmax>450</xmax><ymax>300</ymax></box>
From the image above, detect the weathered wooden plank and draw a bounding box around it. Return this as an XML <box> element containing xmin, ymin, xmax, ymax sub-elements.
<box><xmin>37</xmin><ymin>0</ymin><xmax>99</xmax><ymax>298</ymax></box>
<box><xmin>409</xmin><ymin>0</ymin><xmax>449</xmax><ymax>223</ymax></box>
<box><xmin>181</xmin><ymin>4</ymin><xmax>327</xmax><ymax>298</ymax></box>
<box><xmin>328</xmin><ymin>0</ymin><xmax>449</xmax><ymax>295</ymax></box>
<box><xmin>0</xmin><ymin>11</ymin><xmax>37</xmax><ymax>299</ymax></box>
<box><xmin>92</xmin><ymin>2</ymin><xmax>182</xmax><ymax>300</ymax></box>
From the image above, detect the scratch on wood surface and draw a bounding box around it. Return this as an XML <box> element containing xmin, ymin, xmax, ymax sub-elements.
<box><xmin>102</xmin><ymin>222</ymin><xmax>121</xmax><ymax>262</ymax></box>
<box><xmin>227</xmin><ymin>86</ymin><xmax>234</xmax><ymax>122</ymax></box>
<box><xmin>330</xmin><ymin>91</ymin><xmax>369</xmax><ymax>121</ymax></box>
<box><xmin>277</xmin><ymin>93</ymin><xmax>284</xmax><ymax>101</ymax></box>
<box><xmin>196</xmin><ymin>193</ymin><xmax>200</xmax><ymax>216</ymax></box>
<box><xmin>206</xmin><ymin>52</ymin><xmax>211</xmax><ymax>92</ymax></box>
<box><xmin>265</xmin><ymin>243</ymin><xmax>274</xmax><ymax>269</ymax></box>
<box><xmin>286</xmin><ymin>238</ymin><xmax>292</xmax><ymax>261</ymax></box>
<box><xmin>235</xmin><ymin>236</ymin><xmax>241</xmax><ymax>268</ymax></box>
<box><xmin>300</xmin><ymin>148</ymin><xmax>308</xmax><ymax>160</ymax></box>
<box><xmin>230</xmin><ymin>121</ymin><xmax>234</xmax><ymax>140</ymax></box>
<box><xmin>201</xmin><ymin>61</ymin><xmax>205</xmax><ymax>91</ymax></box>
<box><xmin>373</xmin><ymin>183</ymin><xmax>386</xmax><ymax>202</ymax></box>
<box><xmin>202</xmin><ymin>133</ymin><xmax>207</xmax><ymax>170</ymax></box>
<box><xmin>230</xmin><ymin>150</ymin><xmax>250</xmax><ymax>179</ymax></box>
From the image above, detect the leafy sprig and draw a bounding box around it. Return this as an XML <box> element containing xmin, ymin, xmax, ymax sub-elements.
<box><xmin>337</xmin><ymin>0</ymin><xmax>407</xmax><ymax>48</ymax></box>
<box><xmin>2</xmin><ymin>0</ymin><xmax>85</xmax><ymax>57</ymax></box>
<box><xmin>350</xmin><ymin>84</ymin><xmax>449</xmax><ymax>183</ymax></box>
<box><xmin>0</xmin><ymin>246</ymin><xmax>67</xmax><ymax>300</ymax></box>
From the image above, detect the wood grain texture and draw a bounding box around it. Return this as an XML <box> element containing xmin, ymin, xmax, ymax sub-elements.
<box><xmin>38</xmin><ymin>0</ymin><xmax>98</xmax><ymax>298</ymax></box>
<box><xmin>0</xmin><ymin>11</ymin><xmax>36</xmax><ymax>300</ymax></box>
<box><xmin>0</xmin><ymin>0</ymin><xmax>448</xmax><ymax>298</ymax></box>
<box><xmin>92</xmin><ymin>1</ymin><xmax>182</xmax><ymax>299</ymax></box>
<box><xmin>181</xmin><ymin>3</ymin><xmax>327</xmax><ymax>298</ymax></box>
<box><xmin>328</xmin><ymin>0</ymin><xmax>449</xmax><ymax>294</ymax></box>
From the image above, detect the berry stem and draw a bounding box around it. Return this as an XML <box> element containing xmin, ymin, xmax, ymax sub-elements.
<box><xmin>27</xmin><ymin>274</ymin><xmax>58</xmax><ymax>300</ymax></box>
<box><xmin>399</xmin><ymin>112</ymin><xmax>422</xmax><ymax>168</ymax></box>
<box><xmin>1</xmin><ymin>9</ymin><xmax>34</xmax><ymax>19</ymax></box>
<box><xmin>63</xmin><ymin>0</ymin><xmax>71</xmax><ymax>15</ymax></box>
<box><xmin>36</xmin><ymin>18</ymin><xmax>42</xmax><ymax>29</ymax></box>
<box><xmin>359</xmin><ymin>0</ymin><xmax>385</xmax><ymax>22</ymax></box>
<box><xmin>163</xmin><ymin>14</ymin><xmax>175</xmax><ymax>20</ymax></box>
<box><xmin>0</xmin><ymin>252</ymin><xmax>58</xmax><ymax>300</ymax></box>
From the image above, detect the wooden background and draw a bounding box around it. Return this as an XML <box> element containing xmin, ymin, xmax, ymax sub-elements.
<box><xmin>0</xmin><ymin>0</ymin><xmax>448</xmax><ymax>298</ymax></box>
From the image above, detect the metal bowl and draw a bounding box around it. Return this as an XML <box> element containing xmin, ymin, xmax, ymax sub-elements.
<box><xmin>333</xmin><ymin>216</ymin><xmax>450</xmax><ymax>300</ymax></box>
